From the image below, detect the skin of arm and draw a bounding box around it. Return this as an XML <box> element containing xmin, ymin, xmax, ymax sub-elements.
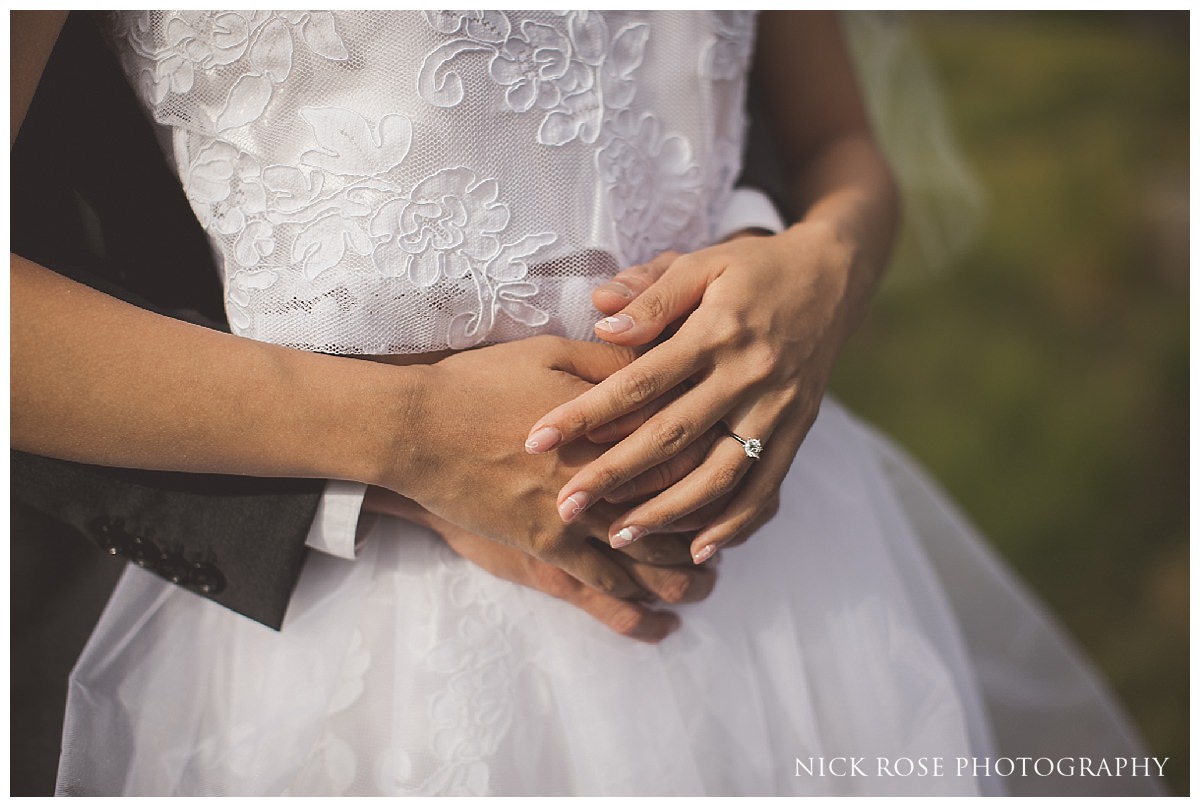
<box><xmin>11</xmin><ymin>12</ymin><xmax>411</xmax><ymax>485</ymax></box>
<box><xmin>524</xmin><ymin>11</ymin><xmax>900</xmax><ymax>562</ymax></box>
<box><xmin>11</xmin><ymin>253</ymin><xmax>423</xmax><ymax>488</ymax></box>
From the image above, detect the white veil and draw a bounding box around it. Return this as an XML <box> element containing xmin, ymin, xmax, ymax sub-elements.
<box><xmin>842</xmin><ymin>11</ymin><xmax>986</xmax><ymax>278</ymax></box>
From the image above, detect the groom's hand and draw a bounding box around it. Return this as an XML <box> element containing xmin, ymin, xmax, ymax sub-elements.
<box><xmin>371</xmin><ymin>336</ymin><xmax>712</xmax><ymax>603</ymax></box>
<box><xmin>363</xmin><ymin>486</ymin><xmax>714</xmax><ymax>643</ymax></box>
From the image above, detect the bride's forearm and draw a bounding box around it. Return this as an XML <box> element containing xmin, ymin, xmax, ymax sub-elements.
<box><xmin>779</xmin><ymin>131</ymin><xmax>899</xmax><ymax>347</ymax></box>
<box><xmin>755</xmin><ymin>11</ymin><xmax>900</xmax><ymax>350</ymax></box>
<box><xmin>11</xmin><ymin>254</ymin><xmax>424</xmax><ymax>489</ymax></box>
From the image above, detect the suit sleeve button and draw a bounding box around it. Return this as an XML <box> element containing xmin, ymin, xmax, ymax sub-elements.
<box><xmin>189</xmin><ymin>562</ymin><xmax>226</xmax><ymax>595</ymax></box>
<box><xmin>157</xmin><ymin>553</ymin><xmax>190</xmax><ymax>584</ymax></box>
<box><xmin>128</xmin><ymin>538</ymin><xmax>164</xmax><ymax>570</ymax></box>
<box><xmin>90</xmin><ymin>518</ymin><xmax>131</xmax><ymax>556</ymax></box>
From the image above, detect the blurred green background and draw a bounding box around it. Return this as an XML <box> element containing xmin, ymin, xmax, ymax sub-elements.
<box><xmin>830</xmin><ymin>11</ymin><xmax>1188</xmax><ymax>795</ymax></box>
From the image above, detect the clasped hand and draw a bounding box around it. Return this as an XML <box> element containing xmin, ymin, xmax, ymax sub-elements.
<box><xmin>369</xmin><ymin>225</ymin><xmax>853</xmax><ymax>641</ymax></box>
<box><xmin>372</xmin><ymin>336</ymin><xmax>715</xmax><ymax>641</ymax></box>
<box><xmin>525</xmin><ymin>224</ymin><xmax>857</xmax><ymax>564</ymax></box>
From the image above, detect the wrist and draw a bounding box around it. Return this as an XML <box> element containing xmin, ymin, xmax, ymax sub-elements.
<box><xmin>297</xmin><ymin>354</ymin><xmax>431</xmax><ymax>494</ymax></box>
<box><xmin>776</xmin><ymin>219</ymin><xmax>861</xmax><ymax>350</ymax></box>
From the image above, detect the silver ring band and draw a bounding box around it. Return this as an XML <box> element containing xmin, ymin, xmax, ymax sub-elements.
<box><xmin>723</xmin><ymin>426</ymin><xmax>763</xmax><ymax>460</ymax></box>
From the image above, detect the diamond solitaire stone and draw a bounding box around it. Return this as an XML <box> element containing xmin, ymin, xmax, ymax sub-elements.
<box><xmin>743</xmin><ymin>438</ymin><xmax>763</xmax><ymax>459</ymax></box>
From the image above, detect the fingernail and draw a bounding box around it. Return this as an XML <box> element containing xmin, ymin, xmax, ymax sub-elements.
<box><xmin>596</xmin><ymin>281</ymin><xmax>635</xmax><ymax>299</ymax></box>
<box><xmin>595</xmin><ymin>314</ymin><xmax>634</xmax><ymax>334</ymax></box>
<box><xmin>610</xmin><ymin>525</ymin><xmax>647</xmax><ymax>549</ymax></box>
<box><xmin>693</xmin><ymin>544</ymin><xmax>718</xmax><ymax>564</ymax></box>
<box><xmin>525</xmin><ymin>426</ymin><xmax>561</xmax><ymax>454</ymax></box>
<box><xmin>558</xmin><ymin>491</ymin><xmax>591</xmax><ymax>522</ymax></box>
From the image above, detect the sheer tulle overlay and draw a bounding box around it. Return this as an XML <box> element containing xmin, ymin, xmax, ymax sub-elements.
<box><xmin>56</xmin><ymin>399</ymin><xmax>1158</xmax><ymax>796</ymax></box>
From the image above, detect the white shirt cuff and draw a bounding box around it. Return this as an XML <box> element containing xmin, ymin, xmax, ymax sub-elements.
<box><xmin>713</xmin><ymin>187</ymin><xmax>788</xmax><ymax>241</ymax></box>
<box><xmin>304</xmin><ymin>480</ymin><xmax>370</xmax><ymax>560</ymax></box>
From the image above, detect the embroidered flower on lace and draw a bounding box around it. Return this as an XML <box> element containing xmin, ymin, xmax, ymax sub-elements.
<box><xmin>113</xmin><ymin>10</ymin><xmax>348</xmax><ymax>131</ymax></box>
<box><xmin>176</xmin><ymin>102</ymin><xmax>553</xmax><ymax>346</ymax></box>
<box><xmin>425</xmin><ymin>10</ymin><xmax>511</xmax><ymax>43</ymax></box>
<box><xmin>184</xmin><ymin>142</ymin><xmax>261</xmax><ymax>233</ymax></box>
<box><xmin>366</xmin><ymin>544</ymin><xmax>538</xmax><ymax>796</ymax></box>
<box><xmin>419</xmin><ymin>11</ymin><xmax>648</xmax><ymax>147</ymax></box>
<box><xmin>142</xmin><ymin>10</ymin><xmax>260</xmax><ymax>102</ymax></box>
<box><xmin>597</xmin><ymin>110</ymin><xmax>704</xmax><ymax>258</ymax></box>
<box><xmin>370</xmin><ymin>168</ymin><xmax>510</xmax><ymax>286</ymax></box>
<box><xmin>488</xmin><ymin>21</ymin><xmax>580</xmax><ymax>113</ymax></box>
<box><xmin>225</xmin><ymin>268</ymin><xmax>278</xmax><ymax>331</ymax></box>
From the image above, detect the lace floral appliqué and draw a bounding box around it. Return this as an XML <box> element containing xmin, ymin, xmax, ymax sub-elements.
<box><xmin>106</xmin><ymin>11</ymin><xmax>754</xmax><ymax>352</ymax></box>
<box><xmin>419</xmin><ymin>11</ymin><xmax>649</xmax><ymax>148</ymax></box>
<box><xmin>177</xmin><ymin>104</ymin><xmax>554</xmax><ymax>347</ymax></box>
<box><xmin>116</xmin><ymin>11</ymin><xmax>348</xmax><ymax>132</ymax></box>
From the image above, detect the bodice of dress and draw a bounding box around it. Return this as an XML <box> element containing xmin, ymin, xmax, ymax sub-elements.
<box><xmin>105</xmin><ymin>11</ymin><xmax>756</xmax><ymax>353</ymax></box>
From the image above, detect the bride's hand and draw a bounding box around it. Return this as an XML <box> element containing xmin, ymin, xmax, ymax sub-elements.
<box><xmin>362</xmin><ymin>486</ymin><xmax>714</xmax><ymax>643</ymax></box>
<box><xmin>524</xmin><ymin>224</ymin><xmax>858</xmax><ymax>563</ymax></box>
<box><xmin>375</xmin><ymin>335</ymin><xmax>713</xmax><ymax>601</ymax></box>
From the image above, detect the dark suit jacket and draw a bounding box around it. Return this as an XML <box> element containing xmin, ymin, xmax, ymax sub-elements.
<box><xmin>11</xmin><ymin>12</ymin><xmax>323</xmax><ymax>629</ymax></box>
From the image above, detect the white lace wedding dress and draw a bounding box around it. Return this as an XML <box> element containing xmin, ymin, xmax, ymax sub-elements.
<box><xmin>56</xmin><ymin>11</ymin><xmax>1159</xmax><ymax>796</ymax></box>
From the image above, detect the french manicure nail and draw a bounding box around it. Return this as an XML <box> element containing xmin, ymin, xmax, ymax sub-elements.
<box><xmin>610</xmin><ymin>525</ymin><xmax>647</xmax><ymax>549</ymax></box>
<box><xmin>558</xmin><ymin>491</ymin><xmax>591</xmax><ymax>522</ymax></box>
<box><xmin>597</xmin><ymin>281</ymin><xmax>635</xmax><ymax>299</ymax></box>
<box><xmin>595</xmin><ymin>314</ymin><xmax>634</xmax><ymax>334</ymax></box>
<box><xmin>693</xmin><ymin>544</ymin><xmax>717</xmax><ymax>564</ymax></box>
<box><xmin>525</xmin><ymin>426</ymin><xmax>562</xmax><ymax>454</ymax></box>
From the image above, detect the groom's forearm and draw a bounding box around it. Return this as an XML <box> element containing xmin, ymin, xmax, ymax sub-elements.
<box><xmin>11</xmin><ymin>254</ymin><xmax>421</xmax><ymax>491</ymax></box>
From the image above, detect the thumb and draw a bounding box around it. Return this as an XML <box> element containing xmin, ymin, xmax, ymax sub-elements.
<box><xmin>593</xmin><ymin>252</ymin><xmax>716</xmax><ymax>346</ymax></box>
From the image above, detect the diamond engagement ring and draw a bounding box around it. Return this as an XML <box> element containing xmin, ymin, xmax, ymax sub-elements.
<box><xmin>724</xmin><ymin>427</ymin><xmax>763</xmax><ymax>460</ymax></box>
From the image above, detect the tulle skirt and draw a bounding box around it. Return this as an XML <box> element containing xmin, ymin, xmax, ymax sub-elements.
<box><xmin>55</xmin><ymin>398</ymin><xmax>1161</xmax><ymax>796</ymax></box>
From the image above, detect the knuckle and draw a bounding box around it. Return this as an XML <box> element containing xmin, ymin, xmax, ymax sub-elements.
<box><xmin>529</xmin><ymin>529</ymin><xmax>564</xmax><ymax>561</ymax></box>
<box><xmin>707</xmin><ymin>461</ymin><xmax>743</xmax><ymax>498</ymax></box>
<box><xmin>655</xmin><ymin>571</ymin><xmax>692</xmax><ymax>605</ymax></box>
<box><xmin>595</xmin><ymin>571</ymin><xmax>620</xmax><ymax>595</ymax></box>
<box><xmin>651</xmin><ymin>416</ymin><xmax>692</xmax><ymax>457</ymax></box>
<box><xmin>636</xmin><ymin>292</ymin><xmax>668</xmax><ymax>322</ymax></box>
<box><xmin>743</xmin><ymin>344</ymin><xmax>782</xmax><ymax>385</ymax></box>
<box><xmin>526</xmin><ymin>334</ymin><xmax>557</xmax><ymax>352</ymax></box>
<box><xmin>644</xmin><ymin>545</ymin><xmax>671</xmax><ymax>564</ymax></box>
<box><xmin>704</xmin><ymin>313</ymin><xmax>745</xmax><ymax>352</ymax></box>
<box><xmin>618</xmin><ymin>368</ymin><xmax>660</xmax><ymax>406</ymax></box>
<box><xmin>590</xmin><ymin>463</ymin><xmax>628</xmax><ymax>494</ymax></box>
<box><xmin>532</xmin><ymin>564</ymin><xmax>575</xmax><ymax>601</ymax></box>
<box><xmin>670</xmin><ymin>253</ymin><xmax>702</xmax><ymax>276</ymax></box>
<box><xmin>558</xmin><ymin>406</ymin><xmax>594</xmax><ymax>437</ymax></box>
<box><xmin>607</xmin><ymin>604</ymin><xmax>644</xmax><ymax>637</ymax></box>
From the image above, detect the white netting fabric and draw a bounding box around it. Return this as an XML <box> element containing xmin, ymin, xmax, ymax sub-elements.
<box><xmin>105</xmin><ymin>11</ymin><xmax>754</xmax><ymax>354</ymax></box>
